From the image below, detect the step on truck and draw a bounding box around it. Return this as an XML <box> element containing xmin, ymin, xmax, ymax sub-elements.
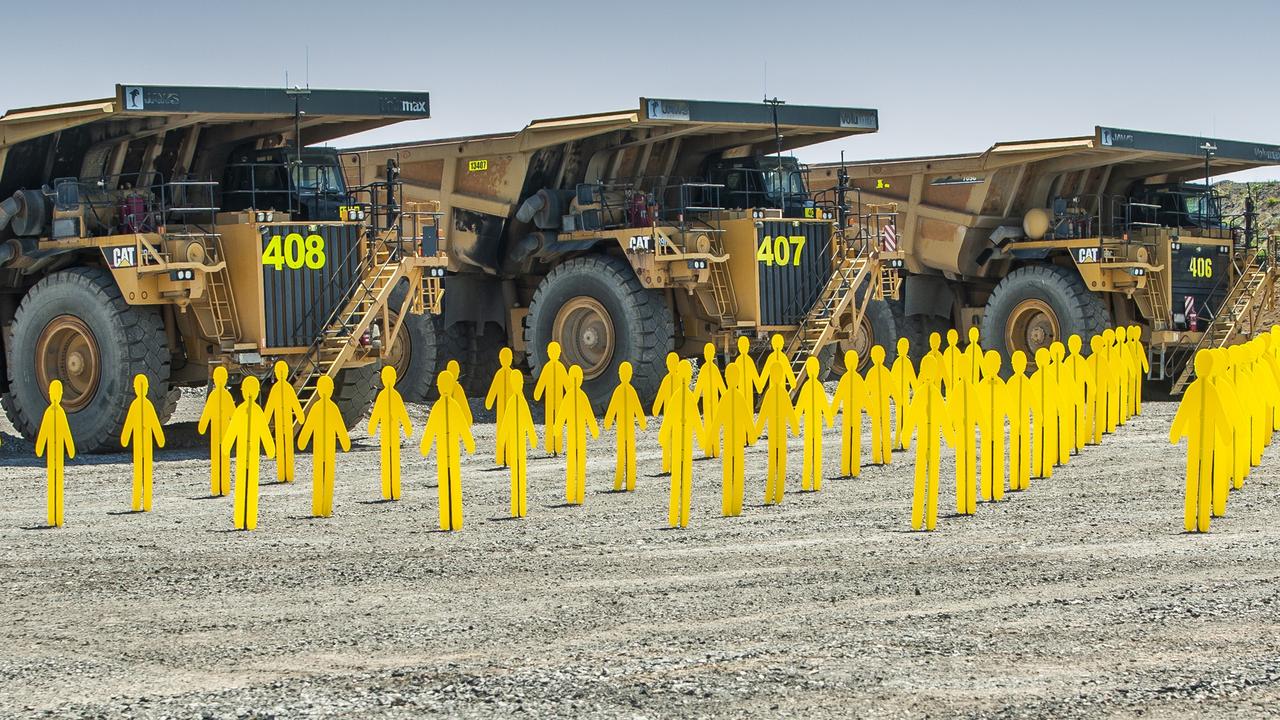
<box><xmin>807</xmin><ymin>127</ymin><xmax>1280</xmax><ymax>384</ymax></box>
<box><xmin>0</xmin><ymin>84</ymin><xmax>446</xmax><ymax>451</ymax></box>
<box><xmin>340</xmin><ymin>97</ymin><xmax>902</xmax><ymax>408</ymax></box>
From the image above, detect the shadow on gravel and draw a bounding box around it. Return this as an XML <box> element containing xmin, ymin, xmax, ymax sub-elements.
<box><xmin>105</xmin><ymin>509</ymin><xmax>146</xmax><ymax>516</ymax></box>
<box><xmin>186</xmin><ymin>495</ymin><xmax>226</xmax><ymax>501</ymax></box>
<box><xmin>356</xmin><ymin>499</ymin><xmax>398</xmax><ymax>505</ymax></box>
<box><xmin>544</xmin><ymin>503</ymin><xmax>583</xmax><ymax>509</ymax></box>
<box><xmin>18</xmin><ymin>525</ymin><xmax>57</xmax><ymax>531</ymax></box>
<box><xmin>486</xmin><ymin>516</ymin><xmax>522</xmax><ymax>522</ymax></box>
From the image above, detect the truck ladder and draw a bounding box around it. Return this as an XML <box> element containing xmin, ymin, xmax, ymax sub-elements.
<box><xmin>289</xmin><ymin>226</ymin><xmax>443</xmax><ymax>413</ymax></box>
<box><xmin>1169</xmin><ymin>247</ymin><xmax>1277</xmax><ymax>395</ymax></box>
<box><xmin>187</xmin><ymin>233</ymin><xmax>242</xmax><ymax>349</ymax></box>
<box><xmin>783</xmin><ymin>242</ymin><xmax>878</xmax><ymax>387</ymax></box>
<box><xmin>706</xmin><ymin>233</ymin><xmax>738</xmax><ymax>327</ymax></box>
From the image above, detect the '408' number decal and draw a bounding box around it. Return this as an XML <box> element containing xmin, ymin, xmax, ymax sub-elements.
<box><xmin>756</xmin><ymin>235</ymin><xmax>806</xmax><ymax>267</ymax></box>
<box><xmin>262</xmin><ymin>233</ymin><xmax>327</xmax><ymax>270</ymax></box>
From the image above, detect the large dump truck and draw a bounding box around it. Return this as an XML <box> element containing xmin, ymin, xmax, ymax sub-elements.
<box><xmin>0</xmin><ymin>84</ymin><xmax>445</xmax><ymax>451</ymax></box>
<box><xmin>807</xmin><ymin>127</ymin><xmax>1280</xmax><ymax>384</ymax></box>
<box><xmin>341</xmin><ymin>98</ymin><xmax>899</xmax><ymax>407</ymax></box>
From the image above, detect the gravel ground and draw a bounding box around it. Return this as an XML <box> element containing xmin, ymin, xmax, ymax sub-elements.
<box><xmin>0</xmin><ymin>391</ymin><xmax>1278</xmax><ymax>719</ymax></box>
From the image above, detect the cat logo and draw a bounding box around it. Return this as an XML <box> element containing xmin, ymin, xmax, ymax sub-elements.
<box><xmin>628</xmin><ymin>235</ymin><xmax>652</xmax><ymax>251</ymax></box>
<box><xmin>104</xmin><ymin>245</ymin><xmax>151</xmax><ymax>268</ymax></box>
<box><xmin>1075</xmin><ymin>247</ymin><xmax>1101</xmax><ymax>264</ymax></box>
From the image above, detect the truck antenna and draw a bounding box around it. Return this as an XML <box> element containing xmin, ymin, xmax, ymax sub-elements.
<box><xmin>764</xmin><ymin>96</ymin><xmax>786</xmax><ymax>210</ymax></box>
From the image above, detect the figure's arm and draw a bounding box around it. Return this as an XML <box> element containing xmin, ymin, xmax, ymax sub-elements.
<box><xmin>121</xmin><ymin>404</ymin><xmax>137</xmax><ymax>447</ymax></box>
<box><xmin>394</xmin><ymin>397</ymin><xmax>414</xmax><ymax>440</ymax></box>
<box><xmin>484</xmin><ymin>373</ymin><xmax>501</xmax><ymax>410</ymax></box>
<box><xmin>35</xmin><ymin>412</ymin><xmax>49</xmax><ymax>457</ymax></box>
<box><xmin>420</xmin><ymin>410</ymin><xmax>439</xmax><ymax>455</ymax></box>
<box><xmin>198</xmin><ymin>400</ymin><xmax>212</xmax><ymax>434</ymax></box>
<box><xmin>603</xmin><ymin>390</ymin><xmax>620</xmax><ymax>430</ymax></box>
<box><xmin>148</xmin><ymin>406</ymin><xmax>166</xmax><ymax>448</ymax></box>
<box><xmin>259</xmin><ymin>411</ymin><xmax>277</xmax><ymax>458</ymax></box>
<box><xmin>631</xmin><ymin>389</ymin><xmax>649</xmax><ymax>431</ymax></box>
<box><xmin>62</xmin><ymin>416</ymin><xmax>75</xmax><ymax>459</ymax></box>
<box><xmin>533</xmin><ymin>371</ymin><xmax>548</xmax><ymax>401</ymax></box>
<box><xmin>221</xmin><ymin>408</ymin><xmax>244</xmax><ymax>456</ymax></box>
<box><xmin>586</xmin><ymin>400</ymin><xmax>600</xmax><ymax>439</ymax></box>
<box><xmin>297</xmin><ymin>413</ymin><xmax>316</xmax><ymax>450</ymax></box>
<box><xmin>336</xmin><ymin>409</ymin><xmax>351</xmax><ymax>452</ymax></box>
<box><xmin>461</xmin><ymin>409</ymin><xmax>476</xmax><ymax>454</ymax></box>
<box><xmin>368</xmin><ymin>398</ymin><xmax>384</xmax><ymax>438</ymax></box>
<box><xmin>288</xmin><ymin>390</ymin><xmax>305</xmax><ymax>424</ymax></box>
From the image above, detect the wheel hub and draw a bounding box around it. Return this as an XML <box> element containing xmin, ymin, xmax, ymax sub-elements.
<box><xmin>1006</xmin><ymin>299</ymin><xmax>1060</xmax><ymax>362</ymax></box>
<box><xmin>553</xmin><ymin>296</ymin><xmax>614</xmax><ymax>380</ymax></box>
<box><xmin>36</xmin><ymin>315</ymin><xmax>101</xmax><ymax>411</ymax></box>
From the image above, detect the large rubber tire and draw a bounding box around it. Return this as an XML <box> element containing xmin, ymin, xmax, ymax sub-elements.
<box><xmin>980</xmin><ymin>264</ymin><xmax>1110</xmax><ymax>369</ymax></box>
<box><xmin>827</xmin><ymin>297</ymin><xmax>897</xmax><ymax>378</ymax></box>
<box><xmin>525</xmin><ymin>254</ymin><xmax>674</xmax><ymax>411</ymax></box>
<box><xmin>332</xmin><ymin>365</ymin><xmax>379</xmax><ymax>431</ymax></box>
<box><xmin>385</xmin><ymin>283</ymin><xmax>441</xmax><ymax>403</ymax></box>
<box><xmin>2</xmin><ymin>267</ymin><xmax>171</xmax><ymax>453</ymax></box>
<box><xmin>436</xmin><ymin>320</ymin><xmax>505</xmax><ymax>398</ymax></box>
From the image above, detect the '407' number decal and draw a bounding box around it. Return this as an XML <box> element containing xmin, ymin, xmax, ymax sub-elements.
<box><xmin>756</xmin><ymin>235</ymin><xmax>806</xmax><ymax>267</ymax></box>
<box><xmin>262</xmin><ymin>233</ymin><xmax>327</xmax><ymax>270</ymax></box>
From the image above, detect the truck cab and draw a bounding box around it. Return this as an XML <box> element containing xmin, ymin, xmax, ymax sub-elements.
<box><xmin>221</xmin><ymin>146</ymin><xmax>349</xmax><ymax>221</ymax></box>
<box><xmin>706</xmin><ymin>155</ymin><xmax>812</xmax><ymax>216</ymax></box>
<box><xmin>1128</xmin><ymin>183</ymin><xmax>1224</xmax><ymax>230</ymax></box>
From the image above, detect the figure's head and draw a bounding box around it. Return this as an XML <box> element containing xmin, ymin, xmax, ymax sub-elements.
<box><xmin>242</xmin><ymin>376</ymin><xmax>261</xmax><ymax>403</ymax></box>
<box><xmin>212</xmin><ymin>366</ymin><xmax>229</xmax><ymax>388</ymax></box>
<box><xmin>1129</xmin><ymin>326</ymin><xmax>1141</xmax><ymax>342</ymax></box>
<box><xmin>447</xmin><ymin>359</ymin><xmax>461</xmax><ymax>381</ymax></box>
<box><xmin>679</xmin><ymin>359</ymin><xmax>694</xmax><ymax>382</ymax></box>
<box><xmin>725</xmin><ymin>364</ymin><xmax>740</xmax><ymax>387</ymax></box>
<box><xmin>737</xmin><ymin>336</ymin><xmax>750</xmax><ymax>354</ymax></box>
<box><xmin>568</xmin><ymin>364</ymin><xmax>584</xmax><ymax>388</ymax></box>
<box><xmin>1011</xmin><ymin>350</ymin><xmax>1027</xmax><ymax>375</ymax></box>
<box><xmin>665</xmin><ymin>352</ymin><xmax>679</xmax><ymax>372</ymax></box>
<box><xmin>968</xmin><ymin>326</ymin><xmax>980</xmax><ymax>344</ymax></box>
<box><xmin>1090</xmin><ymin>335</ymin><xmax>1103</xmax><ymax>354</ymax></box>
<box><xmin>704</xmin><ymin>343</ymin><xmax>716</xmax><ymax>363</ymax></box>
<box><xmin>618</xmin><ymin>361</ymin><xmax>633</xmax><ymax>384</ymax></box>
<box><xmin>133</xmin><ymin>373</ymin><xmax>149</xmax><ymax>397</ymax></box>
<box><xmin>919</xmin><ymin>355</ymin><xmax>938</xmax><ymax>382</ymax></box>
<box><xmin>273</xmin><ymin>360</ymin><xmax>288</xmax><ymax>382</ymax></box>
<box><xmin>897</xmin><ymin>337</ymin><xmax>910</xmax><ymax>357</ymax></box>
<box><xmin>1102</xmin><ymin>328</ymin><xmax>1116</xmax><ymax>345</ymax></box>
<box><xmin>844</xmin><ymin>350</ymin><xmax>859</xmax><ymax>374</ymax></box>
<box><xmin>498</xmin><ymin>346</ymin><xmax>513</xmax><ymax>368</ymax></box>
<box><xmin>1034</xmin><ymin>347</ymin><xmax>1050</xmax><ymax>369</ymax></box>
<box><xmin>1068</xmin><ymin>334</ymin><xmax>1082</xmax><ymax>355</ymax></box>
<box><xmin>380</xmin><ymin>365</ymin><xmax>397</xmax><ymax>389</ymax></box>
<box><xmin>929</xmin><ymin>332</ymin><xmax>941</xmax><ymax>351</ymax></box>
<box><xmin>805</xmin><ymin>356</ymin><xmax>820</xmax><ymax>378</ymax></box>
<box><xmin>771</xmin><ymin>334</ymin><xmax>784</xmax><ymax>351</ymax></box>
<box><xmin>871</xmin><ymin>345</ymin><xmax>886</xmax><ymax>365</ymax></box>
<box><xmin>982</xmin><ymin>350</ymin><xmax>1001</xmax><ymax>378</ymax></box>
<box><xmin>509</xmin><ymin>370</ymin><xmax>525</xmax><ymax>394</ymax></box>
<box><xmin>436</xmin><ymin>369</ymin><xmax>455</xmax><ymax>395</ymax></box>
<box><xmin>48</xmin><ymin>379</ymin><xmax>64</xmax><ymax>404</ymax></box>
<box><xmin>316</xmin><ymin>375</ymin><xmax>334</xmax><ymax>400</ymax></box>
<box><xmin>546</xmin><ymin>341</ymin><xmax>561</xmax><ymax>362</ymax></box>
<box><xmin>1050</xmin><ymin>342</ymin><xmax>1065</xmax><ymax>362</ymax></box>
<box><xmin>947</xmin><ymin>328</ymin><xmax>959</xmax><ymax>346</ymax></box>
<box><xmin>1194</xmin><ymin>350</ymin><xmax>1214</xmax><ymax>378</ymax></box>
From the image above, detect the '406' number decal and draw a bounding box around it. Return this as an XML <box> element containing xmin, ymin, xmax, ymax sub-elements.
<box><xmin>1188</xmin><ymin>256</ymin><xmax>1213</xmax><ymax>278</ymax></box>
<box><xmin>262</xmin><ymin>233</ymin><xmax>326</xmax><ymax>270</ymax></box>
<box><xmin>756</xmin><ymin>235</ymin><xmax>806</xmax><ymax>267</ymax></box>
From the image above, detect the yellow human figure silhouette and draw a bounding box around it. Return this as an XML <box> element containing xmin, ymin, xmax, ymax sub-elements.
<box><xmin>368</xmin><ymin>366</ymin><xmax>413</xmax><ymax>501</ymax></box>
<box><xmin>263</xmin><ymin>361</ymin><xmax>304</xmax><ymax>484</ymax></box>
<box><xmin>1064</xmin><ymin>335</ymin><xmax>1092</xmax><ymax>452</ymax></box>
<box><xmin>603</xmin><ymin>361</ymin><xmax>648</xmax><ymax>492</ymax></box>
<box><xmin>924</xmin><ymin>332</ymin><xmax>945</xmax><ymax>395</ymax></box>
<box><xmin>223</xmin><ymin>377</ymin><xmax>276</xmax><ymax>531</ymax></box>
<box><xmin>660</xmin><ymin>361</ymin><xmax>701</xmax><ymax>527</ymax></box>
<box><xmin>121</xmin><ymin>374</ymin><xmax>165</xmax><ymax>512</ymax></box>
<box><xmin>651</xmin><ymin>352</ymin><xmax>681</xmax><ymax>473</ymax></box>
<box><xmin>198</xmin><ymin>367</ymin><xmax>236</xmax><ymax>496</ymax></box>
<box><xmin>904</xmin><ymin>356</ymin><xmax>956</xmax><ymax>531</ymax></box>
<box><xmin>942</xmin><ymin>328</ymin><xmax>962</xmax><ymax>395</ymax></box>
<box><xmin>421</xmin><ymin>370</ymin><xmax>476</xmax><ymax>531</ymax></box>
<box><xmin>693</xmin><ymin>343</ymin><xmax>726</xmax><ymax>458</ymax></box>
<box><xmin>533</xmin><ymin>341</ymin><xmax>569</xmax><ymax>456</ymax></box>
<box><xmin>1005</xmin><ymin>351</ymin><xmax>1035</xmax><ymax>491</ymax></box>
<box><xmin>795</xmin><ymin>357</ymin><xmax>835</xmax><ymax>492</ymax></box>
<box><xmin>1103</xmin><ymin>329</ymin><xmax>1127</xmax><ymax>430</ymax></box>
<box><xmin>297</xmin><ymin>375</ymin><xmax>350</xmax><ymax>518</ymax></box>
<box><xmin>1249</xmin><ymin>338</ymin><xmax>1279</xmax><ymax>447</ymax></box>
<box><xmin>961</xmin><ymin>326</ymin><xmax>983</xmax><ymax>387</ymax></box>
<box><xmin>554</xmin><ymin>365</ymin><xmax>599</xmax><ymax>506</ymax></box>
<box><xmin>1088</xmin><ymin>335</ymin><xmax>1111</xmax><ymax>444</ymax></box>
<box><xmin>974</xmin><ymin>351</ymin><xmax>1007</xmax><ymax>502</ymax></box>
<box><xmin>445</xmin><ymin>359</ymin><xmax>475</xmax><ymax>428</ymax></box>
<box><xmin>759</xmin><ymin>333</ymin><xmax>797</xmax><ymax>392</ymax></box>
<box><xmin>890</xmin><ymin>337</ymin><xmax>917</xmax><ymax>451</ymax></box>
<box><xmin>1030</xmin><ymin>348</ymin><xmax>1059</xmax><ymax>479</ymax></box>
<box><xmin>731</xmin><ymin>336</ymin><xmax>763</xmax><ymax>409</ymax></box>
<box><xmin>496</xmin><ymin>372</ymin><xmax>537</xmax><ymax>518</ymax></box>
<box><xmin>484</xmin><ymin>348</ymin><xmax>516</xmax><ymax>467</ymax></box>
<box><xmin>1050</xmin><ymin>342</ymin><xmax>1075</xmax><ymax>464</ymax></box>
<box><xmin>1170</xmin><ymin>352</ymin><xmax>1232</xmax><ymax>532</ymax></box>
<box><xmin>947</xmin><ymin>346</ymin><xmax>979</xmax><ymax>515</ymax></box>
<box><xmin>753</xmin><ymin>358</ymin><xmax>798</xmax><ymax>505</ymax></box>
<box><xmin>1214</xmin><ymin>348</ymin><xmax>1249</xmax><ymax>493</ymax></box>
<box><xmin>831</xmin><ymin>350</ymin><xmax>866</xmax><ymax>478</ymax></box>
<box><xmin>35</xmin><ymin>380</ymin><xmax>75</xmax><ymax>528</ymax></box>
<box><xmin>1128</xmin><ymin>326</ymin><xmax>1149</xmax><ymax>416</ymax></box>
<box><xmin>865</xmin><ymin>345</ymin><xmax>894</xmax><ymax>465</ymax></box>
<box><xmin>1231</xmin><ymin>345</ymin><xmax>1266</xmax><ymax>470</ymax></box>
<box><xmin>710</xmin><ymin>364</ymin><xmax>752</xmax><ymax>516</ymax></box>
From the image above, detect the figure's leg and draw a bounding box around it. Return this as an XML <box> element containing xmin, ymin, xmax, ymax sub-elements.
<box><xmin>840</xmin><ymin>420</ymin><xmax>852</xmax><ymax>477</ymax></box>
<box><xmin>626</xmin><ymin>432</ymin><xmax>637</xmax><ymax>492</ymax></box>
<box><xmin>510</xmin><ymin>466</ymin><xmax>519</xmax><ymax>518</ymax></box>
<box><xmin>47</xmin><ymin>461</ymin><xmax>57</xmax><ymax>527</ymax></box>
<box><xmin>680</xmin><ymin>450</ymin><xmax>693</xmax><ymax>527</ymax></box>
<box><xmin>390</xmin><ymin>444</ymin><xmax>402</xmax><ymax>501</ymax></box>
<box><xmin>733</xmin><ymin>447</ymin><xmax>745</xmax><ymax>516</ymax></box>
<box><xmin>926</xmin><ymin>440</ymin><xmax>940</xmax><ymax>531</ymax></box>
<box><xmin>143</xmin><ymin>444</ymin><xmax>153</xmax><ymax>512</ymax></box>
<box><xmin>994</xmin><ymin>437</ymin><xmax>1005</xmax><ymax>501</ymax></box>
<box><xmin>911</xmin><ymin>453</ymin><xmax>926</xmax><ymax>531</ymax></box>
<box><xmin>451</xmin><ymin>449</ymin><xmax>465</xmax><ymax>530</ymax></box>
<box><xmin>233</xmin><ymin>459</ymin><xmax>247</xmax><ymax>530</ymax></box>
<box><xmin>801</xmin><ymin>431</ymin><xmax>813</xmax><ymax>492</ymax></box>
<box><xmin>851</xmin><ymin>421</ymin><xmax>862</xmax><ymax>478</ymax></box>
<box><xmin>246</xmin><ymin>458</ymin><xmax>260</xmax><ymax>531</ymax></box>
<box><xmin>132</xmin><ymin>446</ymin><xmax>143</xmax><ymax>512</ymax></box>
<box><xmin>614</xmin><ymin>436</ymin><xmax>625</xmax><ymax>492</ymax></box>
<box><xmin>813</xmin><ymin>432</ymin><xmax>824</xmax><ymax>492</ymax></box>
<box><xmin>776</xmin><ymin>438</ymin><xmax>787</xmax><ymax>502</ymax></box>
<box><xmin>668</xmin><ymin>467</ymin><xmax>681</xmax><ymax>527</ymax></box>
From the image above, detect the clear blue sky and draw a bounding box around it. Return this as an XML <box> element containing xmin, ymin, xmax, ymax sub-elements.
<box><xmin>5</xmin><ymin>0</ymin><xmax>1279</xmax><ymax>180</ymax></box>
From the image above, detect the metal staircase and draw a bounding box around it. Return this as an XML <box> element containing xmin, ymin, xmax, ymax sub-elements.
<box><xmin>289</xmin><ymin>220</ymin><xmax>444</xmax><ymax>412</ymax></box>
<box><xmin>782</xmin><ymin>241</ymin><xmax>878</xmax><ymax>385</ymax></box>
<box><xmin>1169</xmin><ymin>244</ymin><xmax>1277</xmax><ymax>394</ymax></box>
<box><xmin>187</xmin><ymin>233</ymin><xmax>242</xmax><ymax>348</ymax></box>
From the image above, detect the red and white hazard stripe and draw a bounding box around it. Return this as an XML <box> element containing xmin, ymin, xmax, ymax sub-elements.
<box><xmin>1185</xmin><ymin>295</ymin><xmax>1198</xmax><ymax>331</ymax></box>
<box><xmin>881</xmin><ymin>222</ymin><xmax>897</xmax><ymax>252</ymax></box>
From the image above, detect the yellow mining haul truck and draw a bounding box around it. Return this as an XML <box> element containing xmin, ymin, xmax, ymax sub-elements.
<box><xmin>808</xmin><ymin>127</ymin><xmax>1280</xmax><ymax>385</ymax></box>
<box><xmin>0</xmin><ymin>85</ymin><xmax>446</xmax><ymax>451</ymax></box>
<box><xmin>341</xmin><ymin>98</ymin><xmax>898</xmax><ymax>407</ymax></box>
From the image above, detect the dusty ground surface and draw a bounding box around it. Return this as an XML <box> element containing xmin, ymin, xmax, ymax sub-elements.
<box><xmin>0</xmin><ymin>391</ymin><xmax>1277</xmax><ymax>719</ymax></box>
